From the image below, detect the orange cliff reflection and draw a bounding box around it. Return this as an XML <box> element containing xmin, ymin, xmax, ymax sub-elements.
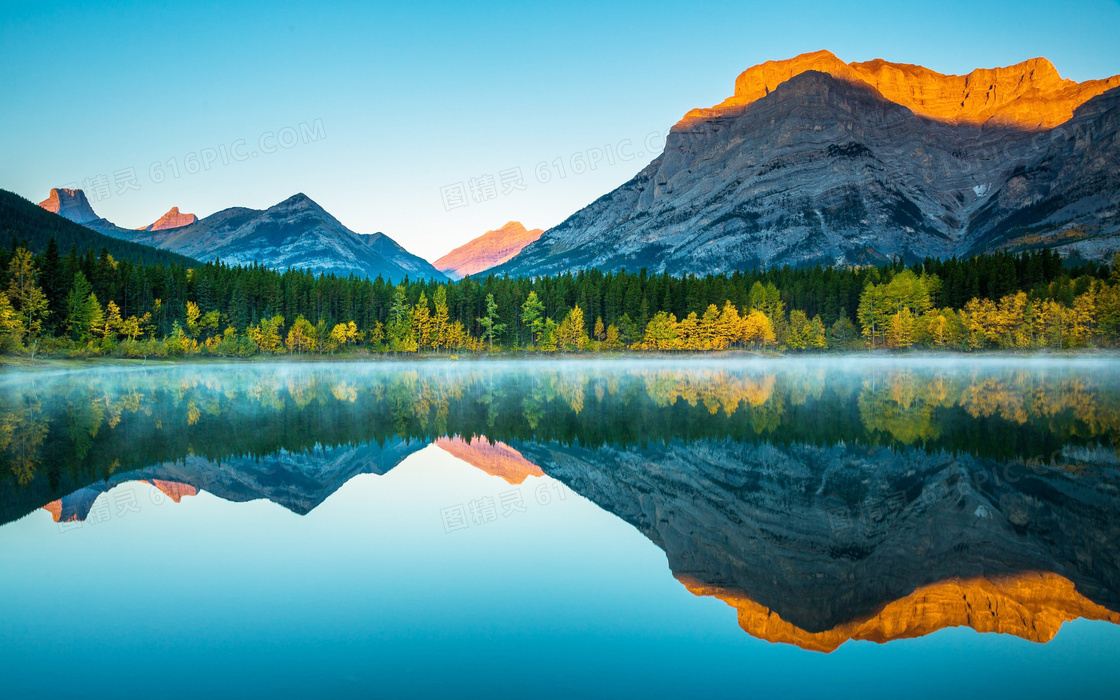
<box><xmin>677</xmin><ymin>50</ymin><xmax>1120</xmax><ymax>131</ymax></box>
<box><xmin>147</xmin><ymin>480</ymin><xmax>199</xmax><ymax>503</ymax></box>
<box><xmin>681</xmin><ymin>571</ymin><xmax>1120</xmax><ymax>653</ymax></box>
<box><xmin>434</xmin><ymin>436</ymin><xmax>545</xmax><ymax>484</ymax></box>
<box><xmin>41</xmin><ymin>480</ymin><xmax>198</xmax><ymax>522</ymax></box>
<box><xmin>42</xmin><ymin>500</ymin><xmax>69</xmax><ymax>523</ymax></box>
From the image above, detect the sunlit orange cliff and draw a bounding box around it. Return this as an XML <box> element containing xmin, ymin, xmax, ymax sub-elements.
<box><xmin>434</xmin><ymin>222</ymin><xmax>544</xmax><ymax>279</ymax></box>
<box><xmin>678</xmin><ymin>50</ymin><xmax>1120</xmax><ymax>130</ymax></box>
<box><xmin>143</xmin><ymin>206</ymin><xmax>198</xmax><ymax>231</ymax></box>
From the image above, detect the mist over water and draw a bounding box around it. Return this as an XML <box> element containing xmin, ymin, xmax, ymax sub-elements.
<box><xmin>2</xmin><ymin>356</ymin><xmax>1120</xmax><ymax>698</ymax></box>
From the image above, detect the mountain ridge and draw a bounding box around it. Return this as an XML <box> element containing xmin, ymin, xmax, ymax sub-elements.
<box><xmin>37</xmin><ymin>189</ymin><xmax>444</xmax><ymax>282</ymax></box>
<box><xmin>1</xmin><ymin>188</ymin><xmax>198</xmax><ymax>267</ymax></box>
<box><xmin>495</xmin><ymin>52</ymin><xmax>1120</xmax><ymax>276</ymax></box>
<box><xmin>680</xmin><ymin>50</ymin><xmax>1120</xmax><ymax>130</ymax></box>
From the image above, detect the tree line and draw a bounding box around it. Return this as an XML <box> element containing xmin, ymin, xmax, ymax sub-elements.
<box><xmin>0</xmin><ymin>236</ymin><xmax>1116</xmax><ymax>358</ymax></box>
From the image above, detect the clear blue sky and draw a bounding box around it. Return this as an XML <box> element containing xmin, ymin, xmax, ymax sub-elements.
<box><xmin>2</xmin><ymin>0</ymin><xmax>1119</xmax><ymax>261</ymax></box>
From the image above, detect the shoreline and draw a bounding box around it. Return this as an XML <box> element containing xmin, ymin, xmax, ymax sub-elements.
<box><xmin>4</xmin><ymin>349</ymin><xmax>1120</xmax><ymax>374</ymax></box>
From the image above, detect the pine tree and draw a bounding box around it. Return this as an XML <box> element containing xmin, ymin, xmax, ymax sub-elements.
<box><xmin>65</xmin><ymin>271</ymin><xmax>98</xmax><ymax>341</ymax></box>
<box><xmin>520</xmin><ymin>291</ymin><xmax>545</xmax><ymax>346</ymax></box>
<box><xmin>39</xmin><ymin>238</ymin><xmax>65</xmax><ymax>332</ymax></box>
<box><xmin>477</xmin><ymin>293</ymin><xmax>504</xmax><ymax>350</ymax></box>
<box><xmin>386</xmin><ymin>285</ymin><xmax>415</xmax><ymax>351</ymax></box>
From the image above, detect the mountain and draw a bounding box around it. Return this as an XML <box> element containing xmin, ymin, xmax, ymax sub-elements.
<box><xmin>143</xmin><ymin>206</ymin><xmax>197</xmax><ymax>231</ymax></box>
<box><xmin>119</xmin><ymin>193</ymin><xmax>444</xmax><ymax>282</ymax></box>
<box><xmin>496</xmin><ymin>52</ymin><xmax>1120</xmax><ymax>276</ymax></box>
<box><xmin>1</xmin><ymin>189</ymin><xmax>198</xmax><ymax>266</ymax></box>
<box><xmin>38</xmin><ymin>187</ymin><xmax>99</xmax><ymax>223</ymax></box>
<box><xmin>39</xmin><ymin>190</ymin><xmax>445</xmax><ymax>282</ymax></box>
<box><xmin>434</xmin><ymin>221</ymin><xmax>544</xmax><ymax>279</ymax></box>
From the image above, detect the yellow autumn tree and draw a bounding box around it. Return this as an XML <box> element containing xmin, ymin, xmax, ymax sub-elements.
<box><xmin>326</xmin><ymin>321</ymin><xmax>359</xmax><ymax>353</ymax></box>
<box><xmin>714</xmin><ymin>301</ymin><xmax>743</xmax><ymax>350</ymax></box>
<box><xmin>740</xmin><ymin>310</ymin><xmax>775</xmax><ymax>349</ymax></box>
<box><xmin>886</xmin><ymin>308</ymin><xmax>916</xmax><ymax>348</ymax></box>
<box><xmin>248</xmin><ymin>315</ymin><xmax>285</xmax><ymax>353</ymax></box>
<box><xmin>285</xmin><ymin>315</ymin><xmax>318</xmax><ymax>354</ymax></box>
<box><xmin>556</xmin><ymin>305</ymin><xmax>590</xmax><ymax>351</ymax></box>
<box><xmin>677</xmin><ymin>312</ymin><xmax>703</xmax><ymax>350</ymax></box>
<box><xmin>411</xmin><ymin>292</ymin><xmax>433</xmax><ymax>350</ymax></box>
<box><xmin>97</xmin><ymin>300</ymin><xmax>124</xmax><ymax>341</ymax></box>
<box><xmin>639</xmin><ymin>311</ymin><xmax>678</xmax><ymax>350</ymax></box>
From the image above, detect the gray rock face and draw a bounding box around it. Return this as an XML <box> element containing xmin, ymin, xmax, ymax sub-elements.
<box><xmin>496</xmin><ymin>72</ymin><xmax>1120</xmax><ymax>276</ymax></box>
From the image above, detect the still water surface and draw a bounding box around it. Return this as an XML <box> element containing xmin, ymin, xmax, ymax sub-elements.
<box><xmin>1</xmin><ymin>357</ymin><xmax>1119</xmax><ymax>698</ymax></box>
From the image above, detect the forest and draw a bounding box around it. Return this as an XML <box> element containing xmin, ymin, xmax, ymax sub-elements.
<box><xmin>1</xmin><ymin>233</ymin><xmax>1118</xmax><ymax>358</ymax></box>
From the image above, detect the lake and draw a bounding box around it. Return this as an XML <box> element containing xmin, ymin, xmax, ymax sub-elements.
<box><xmin>2</xmin><ymin>357</ymin><xmax>1119</xmax><ymax>698</ymax></box>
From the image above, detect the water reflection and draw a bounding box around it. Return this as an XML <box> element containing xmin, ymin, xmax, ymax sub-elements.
<box><xmin>2</xmin><ymin>358</ymin><xmax>1119</xmax><ymax>652</ymax></box>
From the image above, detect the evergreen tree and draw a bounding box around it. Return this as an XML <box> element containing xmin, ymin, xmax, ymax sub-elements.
<box><xmin>477</xmin><ymin>293</ymin><xmax>504</xmax><ymax>350</ymax></box>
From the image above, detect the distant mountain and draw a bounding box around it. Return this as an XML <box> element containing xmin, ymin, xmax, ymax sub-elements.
<box><xmin>434</xmin><ymin>221</ymin><xmax>543</xmax><ymax>279</ymax></box>
<box><xmin>38</xmin><ymin>187</ymin><xmax>100</xmax><ymax>223</ymax></box>
<box><xmin>496</xmin><ymin>51</ymin><xmax>1120</xmax><ymax>276</ymax></box>
<box><xmin>360</xmin><ymin>230</ymin><xmax>450</xmax><ymax>282</ymax></box>
<box><xmin>38</xmin><ymin>190</ymin><xmax>445</xmax><ymax>282</ymax></box>
<box><xmin>0</xmin><ymin>188</ymin><xmax>197</xmax><ymax>266</ymax></box>
<box><xmin>143</xmin><ymin>206</ymin><xmax>197</xmax><ymax>231</ymax></box>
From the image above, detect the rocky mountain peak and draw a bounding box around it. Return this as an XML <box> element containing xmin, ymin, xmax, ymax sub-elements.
<box><xmin>434</xmin><ymin>221</ymin><xmax>544</xmax><ymax>279</ymax></box>
<box><xmin>144</xmin><ymin>206</ymin><xmax>198</xmax><ymax>231</ymax></box>
<box><xmin>265</xmin><ymin>192</ymin><xmax>341</xmax><ymax>225</ymax></box>
<box><xmin>275</xmin><ymin>192</ymin><xmax>318</xmax><ymax>210</ymax></box>
<box><xmin>496</xmin><ymin>51</ymin><xmax>1120</xmax><ymax>277</ymax></box>
<box><xmin>38</xmin><ymin>187</ymin><xmax>99</xmax><ymax>224</ymax></box>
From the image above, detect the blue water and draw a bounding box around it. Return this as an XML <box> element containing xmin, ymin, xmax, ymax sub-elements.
<box><xmin>1</xmin><ymin>358</ymin><xmax>1119</xmax><ymax>698</ymax></box>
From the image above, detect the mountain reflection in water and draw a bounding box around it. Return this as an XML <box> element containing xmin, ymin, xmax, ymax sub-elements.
<box><xmin>2</xmin><ymin>358</ymin><xmax>1119</xmax><ymax>652</ymax></box>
